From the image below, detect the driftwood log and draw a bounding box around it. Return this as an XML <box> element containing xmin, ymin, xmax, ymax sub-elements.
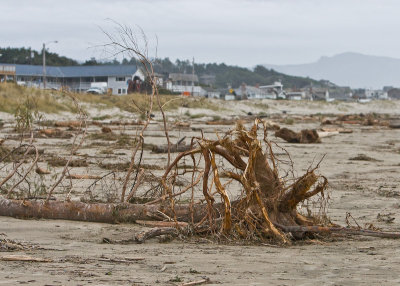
<box><xmin>275</xmin><ymin>128</ymin><xmax>321</xmax><ymax>143</ymax></box>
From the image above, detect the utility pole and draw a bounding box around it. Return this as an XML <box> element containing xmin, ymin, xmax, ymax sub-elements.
<box><xmin>42</xmin><ymin>43</ymin><xmax>46</xmax><ymax>89</ymax></box>
<box><xmin>42</xmin><ymin>41</ymin><xmax>58</xmax><ymax>89</ymax></box>
<box><xmin>191</xmin><ymin>57</ymin><xmax>194</xmax><ymax>96</ymax></box>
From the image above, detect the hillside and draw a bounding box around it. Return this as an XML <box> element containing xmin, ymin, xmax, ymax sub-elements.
<box><xmin>264</xmin><ymin>52</ymin><xmax>400</xmax><ymax>89</ymax></box>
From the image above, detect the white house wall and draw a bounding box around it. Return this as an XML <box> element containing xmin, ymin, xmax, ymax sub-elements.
<box><xmin>107</xmin><ymin>70</ymin><xmax>145</xmax><ymax>95</ymax></box>
<box><xmin>108</xmin><ymin>76</ymin><xmax>130</xmax><ymax>95</ymax></box>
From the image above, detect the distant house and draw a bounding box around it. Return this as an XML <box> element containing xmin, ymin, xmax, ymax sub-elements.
<box><xmin>0</xmin><ymin>64</ymin><xmax>16</xmax><ymax>82</ymax></box>
<box><xmin>311</xmin><ymin>88</ymin><xmax>329</xmax><ymax>101</ymax></box>
<box><xmin>235</xmin><ymin>83</ymin><xmax>283</xmax><ymax>100</ymax></box>
<box><xmin>259</xmin><ymin>82</ymin><xmax>285</xmax><ymax>99</ymax></box>
<box><xmin>203</xmin><ymin>87</ymin><xmax>221</xmax><ymax>99</ymax></box>
<box><xmin>285</xmin><ymin>91</ymin><xmax>304</xmax><ymax>101</ymax></box>
<box><xmin>365</xmin><ymin>89</ymin><xmax>388</xmax><ymax>100</ymax></box>
<box><xmin>165</xmin><ymin>73</ymin><xmax>205</xmax><ymax>96</ymax></box>
<box><xmin>388</xmin><ymin>88</ymin><xmax>400</xmax><ymax>99</ymax></box>
<box><xmin>5</xmin><ymin>63</ymin><xmax>144</xmax><ymax>95</ymax></box>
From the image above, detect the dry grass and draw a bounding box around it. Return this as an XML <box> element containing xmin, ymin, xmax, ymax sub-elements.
<box><xmin>0</xmin><ymin>83</ymin><xmax>75</xmax><ymax>114</ymax></box>
<box><xmin>0</xmin><ymin>83</ymin><xmax>221</xmax><ymax>115</ymax></box>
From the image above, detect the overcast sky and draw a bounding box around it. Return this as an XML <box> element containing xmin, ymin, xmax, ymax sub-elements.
<box><xmin>1</xmin><ymin>0</ymin><xmax>400</xmax><ymax>67</ymax></box>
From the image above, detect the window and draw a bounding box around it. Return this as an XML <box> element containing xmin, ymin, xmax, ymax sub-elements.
<box><xmin>116</xmin><ymin>77</ymin><xmax>125</xmax><ymax>82</ymax></box>
<box><xmin>118</xmin><ymin>88</ymin><xmax>122</xmax><ymax>94</ymax></box>
<box><xmin>122</xmin><ymin>89</ymin><xmax>126</xmax><ymax>94</ymax></box>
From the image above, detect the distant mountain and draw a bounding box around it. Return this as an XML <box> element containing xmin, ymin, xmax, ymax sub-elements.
<box><xmin>264</xmin><ymin>52</ymin><xmax>400</xmax><ymax>89</ymax></box>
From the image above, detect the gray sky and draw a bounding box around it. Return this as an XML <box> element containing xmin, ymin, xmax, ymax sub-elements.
<box><xmin>1</xmin><ymin>0</ymin><xmax>400</xmax><ymax>67</ymax></box>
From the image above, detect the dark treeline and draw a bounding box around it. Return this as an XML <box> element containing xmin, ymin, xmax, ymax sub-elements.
<box><xmin>0</xmin><ymin>47</ymin><xmax>330</xmax><ymax>89</ymax></box>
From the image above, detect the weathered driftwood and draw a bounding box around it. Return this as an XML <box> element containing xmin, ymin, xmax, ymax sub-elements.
<box><xmin>275</xmin><ymin>128</ymin><xmax>321</xmax><ymax>143</ymax></box>
<box><xmin>0</xmin><ymin>198</ymin><xmax>210</xmax><ymax>224</ymax></box>
<box><xmin>38</xmin><ymin>128</ymin><xmax>72</xmax><ymax>139</ymax></box>
<box><xmin>54</xmin><ymin>121</ymin><xmax>82</xmax><ymax>128</ymax></box>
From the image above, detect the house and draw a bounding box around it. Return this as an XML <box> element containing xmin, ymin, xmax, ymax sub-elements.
<box><xmin>388</xmin><ymin>88</ymin><xmax>400</xmax><ymax>99</ymax></box>
<box><xmin>259</xmin><ymin>82</ymin><xmax>286</xmax><ymax>99</ymax></box>
<box><xmin>285</xmin><ymin>91</ymin><xmax>304</xmax><ymax>101</ymax></box>
<box><xmin>310</xmin><ymin>88</ymin><xmax>329</xmax><ymax>101</ymax></box>
<box><xmin>165</xmin><ymin>73</ymin><xmax>205</xmax><ymax>96</ymax></box>
<box><xmin>235</xmin><ymin>83</ymin><xmax>283</xmax><ymax>100</ymax></box>
<box><xmin>4</xmin><ymin>63</ymin><xmax>144</xmax><ymax>95</ymax></box>
<box><xmin>365</xmin><ymin>89</ymin><xmax>388</xmax><ymax>100</ymax></box>
<box><xmin>203</xmin><ymin>87</ymin><xmax>221</xmax><ymax>99</ymax></box>
<box><xmin>0</xmin><ymin>64</ymin><xmax>16</xmax><ymax>82</ymax></box>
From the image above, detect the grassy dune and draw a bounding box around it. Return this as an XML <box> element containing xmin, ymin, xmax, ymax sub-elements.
<box><xmin>0</xmin><ymin>83</ymin><xmax>219</xmax><ymax>115</ymax></box>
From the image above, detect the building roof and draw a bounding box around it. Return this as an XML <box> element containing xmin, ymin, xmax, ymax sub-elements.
<box><xmin>169</xmin><ymin>73</ymin><xmax>198</xmax><ymax>82</ymax></box>
<box><xmin>3</xmin><ymin>64</ymin><xmax>139</xmax><ymax>78</ymax></box>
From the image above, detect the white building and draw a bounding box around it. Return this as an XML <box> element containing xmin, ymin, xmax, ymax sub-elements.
<box><xmin>7</xmin><ymin>64</ymin><xmax>144</xmax><ymax>95</ymax></box>
<box><xmin>234</xmin><ymin>82</ymin><xmax>285</xmax><ymax>100</ymax></box>
<box><xmin>165</xmin><ymin>73</ymin><xmax>206</xmax><ymax>96</ymax></box>
<box><xmin>365</xmin><ymin>89</ymin><xmax>388</xmax><ymax>100</ymax></box>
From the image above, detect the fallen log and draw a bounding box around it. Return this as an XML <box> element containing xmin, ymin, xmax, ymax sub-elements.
<box><xmin>275</xmin><ymin>128</ymin><xmax>321</xmax><ymax>143</ymax></box>
<box><xmin>0</xmin><ymin>198</ymin><xmax>209</xmax><ymax>224</ymax></box>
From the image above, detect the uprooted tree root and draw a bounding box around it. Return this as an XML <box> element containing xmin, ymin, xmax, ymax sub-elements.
<box><xmin>1</xmin><ymin>119</ymin><xmax>399</xmax><ymax>244</ymax></box>
<box><xmin>159</xmin><ymin>119</ymin><xmax>329</xmax><ymax>244</ymax></box>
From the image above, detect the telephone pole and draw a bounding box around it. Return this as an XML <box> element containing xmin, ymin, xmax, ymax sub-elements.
<box><xmin>191</xmin><ymin>57</ymin><xmax>195</xmax><ymax>96</ymax></box>
<box><xmin>42</xmin><ymin>41</ymin><xmax>58</xmax><ymax>89</ymax></box>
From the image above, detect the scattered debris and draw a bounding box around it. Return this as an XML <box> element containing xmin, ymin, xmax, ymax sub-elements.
<box><xmin>320</xmin><ymin>127</ymin><xmax>353</xmax><ymax>134</ymax></box>
<box><xmin>35</xmin><ymin>166</ymin><xmax>51</xmax><ymax>175</ymax></box>
<box><xmin>0</xmin><ymin>236</ymin><xmax>25</xmax><ymax>252</ymax></box>
<box><xmin>54</xmin><ymin>121</ymin><xmax>82</xmax><ymax>128</ymax></box>
<box><xmin>101</xmin><ymin>126</ymin><xmax>112</xmax><ymax>133</ymax></box>
<box><xmin>179</xmin><ymin>278</ymin><xmax>211</xmax><ymax>286</ymax></box>
<box><xmin>389</xmin><ymin>120</ymin><xmax>400</xmax><ymax>129</ymax></box>
<box><xmin>174</xmin><ymin>121</ymin><xmax>191</xmax><ymax>128</ymax></box>
<box><xmin>38</xmin><ymin>128</ymin><xmax>72</xmax><ymax>138</ymax></box>
<box><xmin>66</xmin><ymin>174</ymin><xmax>102</xmax><ymax>180</ymax></box>
<box><xmin>377</xmin><ymin>213</ymin><xmax>395</xmax><ymax>223</ymax></box>
<box><xmin>349</xmin><ymin>154</ymin><xmax>380</xmax><ymax>161</ymax></box>
<box><xmin>47</xmin><ymin>156</ymin><xmax>89</xmax><ymax>167</ymax></box>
